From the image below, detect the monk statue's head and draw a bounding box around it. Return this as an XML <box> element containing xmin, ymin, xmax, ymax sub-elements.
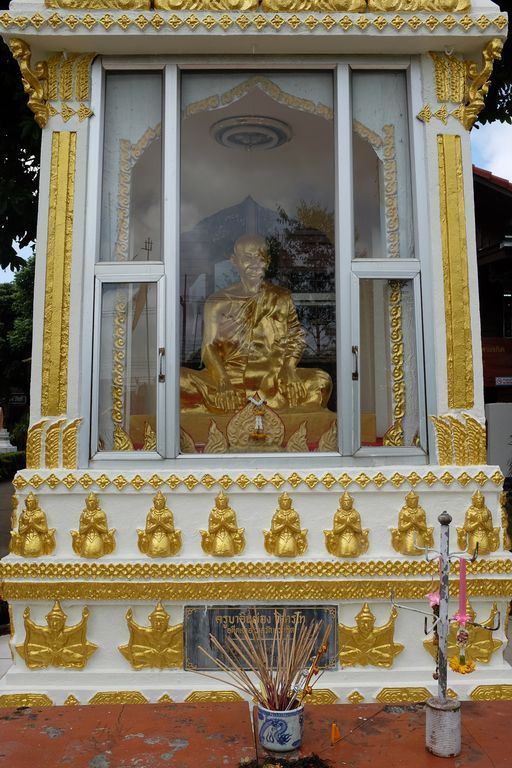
<box><xmin>231</xmin><ymin>235</ymin><xmax>270</xmax><ymax>292</ymax></box>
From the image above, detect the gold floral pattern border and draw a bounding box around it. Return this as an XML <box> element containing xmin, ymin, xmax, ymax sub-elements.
<box><xmin>0</xmin><ymin>11</ymin><xmax>507</xmax><ymax>34</ymax></box>
<box><xmin>11</xmin><ymin>468</ymin><xmax>505</xmax><ymax>491</ymax></box>
<box><xmin>2</xmin><ymin>557</ymin><xmax>512</xmax><ymax>581</ymax></box>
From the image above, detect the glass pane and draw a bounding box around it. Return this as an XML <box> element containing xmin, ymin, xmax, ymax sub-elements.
<box><xmin>179</xmin><ymin>72</ymin><xmax>337</xmax><ymax>455</ymax></box>
<box><xmin>97</xmin><ymin>282</ymin><xmax>158</xmax><ymax>452</ymax></box>
<box><xmin>99</xmin><ymin>72</ymin><xmax>162</xmax><ymax>262</ymax></box>
<box><xmin>359</xmin><ymin>279</ymin><xmax>419</xmax><ymax>447</ymax></box>
<box><xmin>352</xmin><ymin>72</ymin><xmax>413</xmax><ymax>259</ymax></box>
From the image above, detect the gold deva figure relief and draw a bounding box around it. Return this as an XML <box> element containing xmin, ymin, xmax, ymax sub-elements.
<box><xmin>16</xmin><ymin>601</ymin><xmax>97</xmax><ymax>669</ymax></box>
<box><xmin>501</xmin><ymin>491</ymin><xmax>512</xmax><ymax>551</ymax></box>
<box><xmin>324</xmin><ymin>492</ymin><xmax>369</xmax><ymax>558</ymax></box>
<box><xmin>119</xmin><ymin>603</ymin><xmax>183</xmax><ymax>669</ymax></box>
<box><xmin>391</xmin><ymin>491</ymin><xmax>434</xmax><ymax>556</ymax></box>
<box><xmin>424</xmin><ymin>601</ymin><xmax>502</xmax><ymax>665</ymax></box>
<box><xmin>10</xmin><ymin>492</ymin><xmax>56</xmax><ymax>557</ymax></box>
<box><xmin>180</xmin><ymin>235</ymin><xmax>332</xmax><ymax>415</ymax></box>
<box><xmin>138</xmin><ymin>491</ymin><xmax>182</xmax><ymax>557</ymax></box>
<box><xmin>457</xmin><ymin>490</ymin><xmax>500</xmax><ymax>555</ymax></box>
<box><xmin>71</xmin><ymin>493</ymin><xmax>116</xmax><ymax>558</ymax></box>
<box><xmin>339</xmin><ymin>603</ymin><xmax>404</xmax><ymax>668</ymax></box>
<box><xmin>201</xmin><ymin>491</ymin><xmax>245</xmax><ymax>556</ymax></box>
<box><xmin>264</xmin><ymin>492</ymin><xmax>308</xmax><ymax>557</ymax></box>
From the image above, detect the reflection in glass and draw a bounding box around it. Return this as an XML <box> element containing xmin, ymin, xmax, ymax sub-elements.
<box><xmin>179</xmin><ymin>72</ymin><xmax>337</xmax><ymax>454</ymax></box>
<box><xmin>97</xmin><ymin>282</ymin><xmax>157</xmax><ymax>452</ymax></box>
<box><xmin>352</xmin><ymin>72</ymin><xmax>413</xmax><ymax>260</ymax></box>
<box><xmin>359</xmin><ymin>279</ymin><xmax>419</xmax><ymax>447</ymax></box>
<box><xmin>99</xmin><ymin>73</ymin><xmax>162</xmax><ymax>263</ymax></box>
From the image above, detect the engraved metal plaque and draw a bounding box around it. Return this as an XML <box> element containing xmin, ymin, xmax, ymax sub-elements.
<box><xmin>184</xmin><ymin>604</ymin><xmax>338</xmax><ymax>671</ymax></box>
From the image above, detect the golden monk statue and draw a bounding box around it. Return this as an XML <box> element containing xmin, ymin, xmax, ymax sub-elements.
<box><xmin>71</xmin><ymin>492</ymin><xmax>116</xmax><ymax>558</ymax></box>
<box><xmin>391</xmin><ymin>490</ymin><xmax>434</xmax><ymax>556</ymax></box>
<box><xmin>138</xmin><ymin>491</ymin><xmax>182</xmax><ymax>557</ymax></box>
<box><xmin>264</xmin><ymin>492</ymin><xmax>308</xmax><ymax>557</ymax></box>
<box><xmin>201</xmin><ymin>491</ymin><xmax>245</xmax><ymax>556</ymax></box>
<box><xmin>119</xmin><ymin>603</ymin><xmax>183</xmax><ymax>669</ymax></box>
<box><xmin>10</xmin><ymin>492</ymin><xmax>56</xmax><ymax>557</ymax></box>
<box><xmin>324</xmin><ymin>491</ymin><xmax>369</xmax><ymax>558</ymax></box>
<box><xmin>424</xmin><ymin>600</ymin><xmax>501</xmax><ymax>665</ymax></box>
<box><xmin>339</xmin><ymin>603</ymin><xmax>403</xmax><ymax>668</ymax></box>
<box><xmin>180</xmin><ymin>234</ymin><xmax>332</xmax><ymax>414</ymax></box>
<box><xmin>16</xmin><ymin>601</ymin><xmax>97</xmax><ymax>669</ymax></box>
<box><xmin>457</xmin><ymin>490</ymin><xmax>500</xmax><ymax>555</ymax></box>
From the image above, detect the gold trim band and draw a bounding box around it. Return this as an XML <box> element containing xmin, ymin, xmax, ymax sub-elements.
<box><xmin>41</xmin><ymin>131</ymin><xmax>76</xmax><ymax>416</ymax></box>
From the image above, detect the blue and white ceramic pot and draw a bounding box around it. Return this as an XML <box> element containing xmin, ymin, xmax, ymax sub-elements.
<box><xmin>257</xmin><ymin>703</ymin><xmax>304</xmax><ymax>752</ymax></box>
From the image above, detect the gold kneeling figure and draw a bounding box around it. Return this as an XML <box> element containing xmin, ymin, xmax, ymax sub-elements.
<box><xmin>264</xmin><ymin>492</ymin><xmax>307</xmax><ymax>557</ymax></box>
<box><xmin>457</xmin><ymin>490</ymin><xmax>500</xmax><ymax>555</ymax></box>
<box><xmin>339</xmin><ymin>603</ymin><xmax>404</xmax><ymax>668</ymax></box>
<box><xmin>119</xmin><ymin>603</ymin><xmax>183</xmax><ymax>669</ymax></box>
<box><xmin>324</xmin><ymin>491</ymin><xmax>369</xmax><ymax>557</ymax></box>
<box><xmin>180</xmin><ymin>234</ymin><xmax>332</xmax><ymax>414</ymax></box>
<box><xmin>71</xmin><ymin>492</ymin><xmax>116</xmax><ymax>558</ymax></box>
<box><xmin>201</xmin><ymin>491</ymin><xmax>245</xmax><ymax>556</ymax></box>
<box><xmin>16</xmin><ymin>601</ymin><xmax>97</xmax><ymax>669</ymax></box>
<box><xmin>9</xmin><ymin>492</ymin><xmax>56</xmax><ymax>557</ymax></box>
<box><xmin>391</xmin><ymin>490</ymin><xmax>434</xmax><ymax>556</ymax></box>
<box><xmin>138</xmin><ymin>491</ymin><xmax>182</xmax><ymax>557</ymax></box>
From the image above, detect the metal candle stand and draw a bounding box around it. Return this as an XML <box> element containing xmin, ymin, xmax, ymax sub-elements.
<box><xmin>392</xmin><ymin>511</ymin><xmax>500</xmax><ymax>758</ymax></box>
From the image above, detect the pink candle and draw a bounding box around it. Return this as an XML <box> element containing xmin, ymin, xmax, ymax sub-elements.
<box><xmin>459</xmin><ymin>557</ymin><xmax>467</xmax><ymax>617</ymax></box>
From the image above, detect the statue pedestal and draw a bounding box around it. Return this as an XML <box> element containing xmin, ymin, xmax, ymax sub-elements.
<box><xmin>0</xmin><ymin>429</ymin><xmax>15</xmax><ymax>455</ymax></box>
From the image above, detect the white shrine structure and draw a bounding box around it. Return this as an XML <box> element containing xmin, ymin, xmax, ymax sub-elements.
<box><xmin>0</xmin><ymin>0</ymin><xmax>510</xmax><ymax>708</ymax></box>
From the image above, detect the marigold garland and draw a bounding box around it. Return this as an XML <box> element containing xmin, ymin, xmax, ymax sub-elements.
<box><xmin>449</xmin><ymin>656</ymin><xmax>475</xmax><ymax>674</ymax></box>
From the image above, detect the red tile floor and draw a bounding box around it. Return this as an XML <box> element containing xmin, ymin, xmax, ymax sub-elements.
<box><xmin>0</xmin><ymin>699</ymin><xmax>510</xmax><ymax>767</ymax></box>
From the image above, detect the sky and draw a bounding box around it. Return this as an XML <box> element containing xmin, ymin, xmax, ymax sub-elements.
<box><xmin>1</xmin><ymin>122</ymin><xmax>511</xmax><ymax>285</ymax></box>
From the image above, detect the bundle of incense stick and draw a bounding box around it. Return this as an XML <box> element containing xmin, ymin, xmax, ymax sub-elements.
<box><xmin>198</xmin><ymin>609</ymin><xmax>324</xmax><ymax>710</ymax></box>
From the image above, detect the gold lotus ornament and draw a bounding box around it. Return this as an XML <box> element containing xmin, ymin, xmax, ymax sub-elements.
<box><xmin>264</xmin><ymin>492</ymin><xmax>307</xmax><ymax>557</ymax></box>
<box><xmin>201</xmin><ymin>491</ymin><xmax>245</xmax><ymax>556</ymax></box>
<box><xmin>138</xmin><ymin>491</ymin><xmax>182</xmax><ymax>557</ymax></box>
<box><xmin>71</xmin><ymin>492</ymin><xmax>116</xmax><ymax>558</ymax></box>
<box><xmin>119</xmin><ymin>603</ymin><xmax>183</xmax><ymax>669</ymax></box>
<box><xmin>324</xmin><ymin>492</ymin><xmax>369</xmax><ymax>557</ymax></box>
<box><xmin>16</xmin><ymin>601</ymin><xmax>97</xmax><ymax>669</ymax></box>
<box><xmin>391</xmin><ymin>491</ymin><xmax>433</xmax><ymax>555</ymax></box>
<box><xmin>424</xmin><ymin>601</ymin><xmax>501</xmax><ymax>665</ymax></box>
<box><xmin>10</xmin><ymin>492</ymin><xmax>56</xmax><ymax>557</ymax></box>
<box><xmin>457</xmin><ymin>490</ymin><xmax>500</xmax><ymax>555</ymax></box>
<box><xmin>339</xmin><ymin>604</ymin><xmax>403</xmax><ymax>668</ymax></box>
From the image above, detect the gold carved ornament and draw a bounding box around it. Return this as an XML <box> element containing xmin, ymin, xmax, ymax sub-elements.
<box><xmin>45</xmin><ymin>419</ymin><xmax>65</xmax><ymax>468</ymax></box>
<box><xmin>185</xmin><ymin>691</ymin><xmax>243</xmax><ymax>703</ymax></box>
<box><xmin>46</xmin><ymin>52</ymin><xmax>96</xmax><ymax>123</ymax></box>
<box><xmin>89</xmin><ymin>691</ymin><xmax>149</xmax><ymax>704</ymax></box>
<box><xmin>46</xmin><ymin>0</ymin><xmax>150</xmax><ymax>7</ymax></box>
<box><xmin>71</xmin><ymin>492</ymin><xmax>116</xmax><ymax>558</ymax></box>
<box><xmin>391</xmin><ymin>490</ymin><xmax>434</xmax><ymax>556</ymax></box>
<box><xmin>62</xmin><ymin>418</ymin><xmax>82</xmax><ymax>469</ymax></box>
<box><xmin>463</xmin><ymin>39</ymin><xmax>504</xmax><ymax>131</ymax></box>
<box><xmin>9</xmin><ymin>39</ymin><xmax>49</xmax><ymax>128</ymax></box>
<box><xmin>424</xmin><ymin>600</ymin><xmax>502</xmax><ymax>664</ymax></box>
<box><xmin>375</xmin><ymin>687</ymin><xmax>432</xmax><ymax>704</ymax></box>
<box><xmin>119</xmin><ymin>602</ymin><xmax>183</xmax><ymax>669</ymax></box>
<box><xmin>10</xmin><ymin>492</ymin><xmax>56</xmax><ymax>557</ymax></box>
<box><xmin>25</xmin><ymin>420</ymin><xmax>47</xmax><ymax>470</ymax></box>
<box><xmin>0</xmin><ymin>694</ymin><xmax>53</xmax><ymax>708</ymax></box>
<box><xmin>431</xmin><ymin>413</ymin><xmax>486</xmax><ymax>465</ymax></box>
<box><xmin>470</xmin><ymin>685</ymin><xmax>512</xmax><ymax>701</ymax></box>
<box><xmin>457</xmin><ymin>490</ymin><xmax>500</xmax><ymax>555</ymax></box>
<box><xmin>16</xmin><ymin>601</ymin><xmax>97</xmax><ymax>669</ymax></box>
<box><xmin>264</xmin><ymin>492</ymin><xmax>308</xmax><ymax>557</ymax></box>
<box><xmin>500</xmin><ymin>491</ymin><xmax>511</xmax><ymax>551</ymax></box>
<box><xmin>383</xmin><ymin>280</ymin><xmax>405</xmax><ymax>446</ymax></box>
<box><xmin>201</xmin><ymin>491</ymin><xmax>245</xmax><ymax>556</ymax></box>
<box><xmin>138</xmin><ymin>490</ymin><xmax>182</xmax><ymax>557</ymax></box>
<box><xmin>324</xmin><ymin>491</ymin><xmax>369</xmax><ymax>557</ymax></box>
<box><xmin>339</xmin><ymin>604</ymin><xmax>404</xmax><ymax>668</ymax></box>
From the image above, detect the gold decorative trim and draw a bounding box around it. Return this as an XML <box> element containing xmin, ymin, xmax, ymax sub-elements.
<box><xmin>347</xmin><ymin>690</ymin><xmax>365</xmax><ymax>704</ymax></box>
<box><xmin>88</xmin><ymin>691</ymin><xmax>149</xmax><ymax>704</ymax></box>
<box><xmin>462</xmin><ymin>39</ymin><xmax>503</xmax><ymax>130</ymax></box>
<box><xmin>431</xmin><ymin>413</ymin><xmax>486</xmax><ymax>465</ymax></box>
<box><xmin>64</xmin><ymin>694</ymin><xmax>81</xmax><ymax>705</ymax></box>
<box><xmin>41</xmin><ymin>131</ymin><xmax>77</xmax><ymax>417</ymax></box>
<box><xmin>185</xmin><ymin>691</ymin><xmax>244</xmax><ymax>703</ymax></box>
<box><xmin>45</xmin><ymin>419</ymin><xmax>65</xmax><ymax>468</ymax></box>
<box><xmin>3</xmin><ymin>557</ymin><xmax>512</xmax><ymax>581</ymax></box>
<box><xmin>0</xmin><ymin>693</ymin><xmax>53</xmax><ymax>708</ymax></box>
<box><xmin>0</xmin><ymin>11</ymin><xmax>507</xmax><ymax>34</ymax></box>
<box><xmin>11</xmin><ymin>468</ymin><xmax>504</xmax><ymax>492</ymax></box>
<box><xmin>306</xmin><ymin>689</ymin><xmax>339</xmax><ymax>705</ymax></box>
<box><xmin>437</xmin><ymin>134</ymin><xmax>473</xmax><ymax>409</ymax></box>
<box><xmin>375</xmin><ymin>687</ymin><xmax>432</xmax><ymax>703</ymax></box>
<box><xmin>62</xmin><ymin>418</ymin><xmax>82</xmax><ymax>469</ymax></box>
<box><xmin>3</xmin><ymin>577</ymin><xmax>512</xmax><ymax>601</ymax></box>
<box><xmin>470</xmin><ymin>685</ymin><xmax>512</xmax><ymax>701</ymax></box>
<box><xmin>382</xmin><ymin>125</ymin><xmax>399</xmax><ymax>259</ymax></box>
<box><xmin>383</xmin><ymin>281</ymin><xmax>405</xmax><ymax>446</ymax></box>
<box><xmin>9</xmin><ymin>39</ymin><xmax>49</xmax><ymax>128</ymax></box>
<box><xmin>46</xmin><ymin>51</ymin><xmax>97</xmax><ymax>121</ymax></box>
<box><xmin>47</xmin><ymin>0</ymin><xmax>150</xmax><ymax>8</ymax></box>
<box><xmin>430</xmin><ymin>51</ymin><xmax>466</xmax><ymax>103</ymax></box>
<box><xmin>25</xmin><ymin>419</ymin><xmax>48</xmax><ymax>469</ymax></box>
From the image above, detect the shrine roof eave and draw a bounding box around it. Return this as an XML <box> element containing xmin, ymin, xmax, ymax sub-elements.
<box><xmin>0</xmin><ymin>7</ymin><xmax>507</xmax><ymax>57</ymax></box>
